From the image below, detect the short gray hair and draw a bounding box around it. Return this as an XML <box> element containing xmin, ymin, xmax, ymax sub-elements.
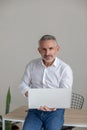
<box><xmin>39</xmin><ymin>35</ymin><xmax>57</xmax><ymax>45</ymax></box>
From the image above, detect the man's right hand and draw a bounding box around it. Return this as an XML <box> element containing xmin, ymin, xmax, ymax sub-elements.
<box><xmin>25</xmin><ymin>91</ymin><xmax>28</xmax><ymax>97</ymax></box>
<box><xmin>38</xmin><ymin>106</ymin><xmax>56</xmax><ymax>111</ymax></box>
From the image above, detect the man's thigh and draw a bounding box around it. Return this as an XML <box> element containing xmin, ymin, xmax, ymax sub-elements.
<box><xmin>23</xmin><ymin>109</ymin><xmax>43</xmax><ymax>130</ymax></box>
<box><xmin>44</xmin><ymin>109</ymin><xmax>65</xmax><ymax>130</ymax></box>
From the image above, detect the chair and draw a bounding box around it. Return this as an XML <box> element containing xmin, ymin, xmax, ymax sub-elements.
<box><xmin>61</xmin><ymin>92</ymin><xmax>84</xmax><ymax>130</ymax></box>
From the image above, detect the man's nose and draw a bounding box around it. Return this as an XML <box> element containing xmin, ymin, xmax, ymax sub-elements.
<box><xmin>45</xmin><ymin>50</ymin><xmax>49</xmax><ymax>55</ymax></box>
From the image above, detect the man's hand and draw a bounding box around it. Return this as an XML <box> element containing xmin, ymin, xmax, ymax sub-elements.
<box><xmin>25</xmin><ymin>91</ymin><xmax>28</xmax><ymax>97</ymax></box>
<box><xmin>38</xmin><ymin>106</ymin><xmax>56</xmax><ymax>111</ymax></box>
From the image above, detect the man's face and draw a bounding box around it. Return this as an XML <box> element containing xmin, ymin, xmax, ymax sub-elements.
<box><xmin>38</xmin><ymin>40</ymin><xmax>60</xmax><ymax>63</ymax></box>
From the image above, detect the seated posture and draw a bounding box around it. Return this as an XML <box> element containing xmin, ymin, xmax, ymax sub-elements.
<box><xmin>19</xmin><ymin>35</ymin><xmax>73</xmax><ymax>130</ymax></box>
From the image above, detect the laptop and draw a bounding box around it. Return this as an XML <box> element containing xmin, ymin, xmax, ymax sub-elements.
<box><xmin>28</xmin><ymin>88</ymin><xmax>72</xmax><ymax>109</ymax></box>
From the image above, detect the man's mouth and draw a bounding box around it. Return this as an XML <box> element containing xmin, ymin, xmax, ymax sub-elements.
<box><xmin>44</xmin><ymin>55</ymin><xmax>52</xmax><ymax>59</ymax></box>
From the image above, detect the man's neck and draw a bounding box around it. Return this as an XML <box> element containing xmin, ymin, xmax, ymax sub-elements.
<box><xmin>43</xmin><ymin>59</ymin><xmax>55</xmax><ymax>67</ymax></box>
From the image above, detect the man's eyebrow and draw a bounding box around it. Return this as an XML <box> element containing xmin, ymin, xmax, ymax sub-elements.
<box><xmin>49</xmin><ymin>47</ymin><xmax>53</xmax><ymax>49</ymax></box>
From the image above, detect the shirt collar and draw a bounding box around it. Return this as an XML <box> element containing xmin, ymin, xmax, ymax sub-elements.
<box><xmin>52</xmin><ymin>57</ymin><xmax>59</xmax><ymax>67</ymax></box>
<box><xmin>39</xmin><ymin>57</ymin><xmax>59</xmax><ymax>67</ymax></box>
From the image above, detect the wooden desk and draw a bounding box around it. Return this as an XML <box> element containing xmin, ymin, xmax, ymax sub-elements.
<box><xmin>3</xmin><ymin>106</ymin><xmax>87</xmax><ymax>130</ymax></box>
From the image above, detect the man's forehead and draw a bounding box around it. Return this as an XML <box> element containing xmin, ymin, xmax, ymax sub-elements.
<box><xmin>40</xmin><ymin>40</ymin><xmax>57</xmax><ymax>46</ymax></box>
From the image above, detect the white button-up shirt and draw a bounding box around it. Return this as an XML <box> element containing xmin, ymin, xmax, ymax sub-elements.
<box><xmin>20</xmin><ymin>57</ymin><xmax>73</xmax><ymax>96</ymax></box>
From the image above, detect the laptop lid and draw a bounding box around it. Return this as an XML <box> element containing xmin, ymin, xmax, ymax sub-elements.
<box><xmin>28</xmin><ymin>88</ymin><xmax>72</xmax><ymax>109</ymax></box>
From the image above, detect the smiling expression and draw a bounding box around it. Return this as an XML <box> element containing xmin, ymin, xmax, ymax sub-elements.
<box><xmin>38</xmin><ymin>40</ymin><xmax>60</xmax><ymax>66</ymax></box>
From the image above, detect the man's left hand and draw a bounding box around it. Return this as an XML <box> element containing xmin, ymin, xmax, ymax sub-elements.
<box><xmin>38</xmin><ymin>106</ymin><xmax>56</xmax><ymax>111</ymax></box>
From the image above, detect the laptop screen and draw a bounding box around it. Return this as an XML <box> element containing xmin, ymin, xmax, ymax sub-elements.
<box><xmin>28</xmin><ymin>88</ymin><xmax>72</xmax><ymax>109</ymax></box>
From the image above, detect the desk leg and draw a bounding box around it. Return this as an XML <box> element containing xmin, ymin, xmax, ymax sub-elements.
<box><xmin>2</xmin><ymin>118</ymin><xmax>5</xmax><ymax>130</ymax></box>
<box><xmin>22</xmin><ymin>121</ymin><xmax>24</xmax><ymax>129</ymax></box>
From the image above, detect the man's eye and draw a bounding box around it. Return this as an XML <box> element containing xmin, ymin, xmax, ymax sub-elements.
<box><xmin>49</xmin><ymin>48</ymin><xmax>53</xmax><ymax>50</ymax></box>
<box><xmin>42</xmin><ymin>48</ymin><xmax>46</xmax><ymax>51</ymax></box>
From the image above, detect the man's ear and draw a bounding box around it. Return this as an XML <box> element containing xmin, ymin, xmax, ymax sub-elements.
<box><xmin>38</xmin><ymin>47</ymin><xmax>41</xmax><ymax>53</ymax></box>
<box><xmin>57</xmin><ymin>45</ymin><xmax>60</xmax><ymax>51</ymax></box>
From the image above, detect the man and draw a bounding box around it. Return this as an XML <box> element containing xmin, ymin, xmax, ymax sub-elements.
<box><xmin>20</xmin><ymin>35</ymin><xmax>73</xmax><ymax>130</ymax></box>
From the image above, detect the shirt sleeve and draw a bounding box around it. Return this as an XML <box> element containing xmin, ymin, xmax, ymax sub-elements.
<box><xmin>59</xmin><ymin>65</ymin><xmax>73</xmax><ymax>88</ymax></box>
<box><xmin>19</xmin><ymin>63</ymin><xmax>32</xmax><ymax>96</ymax></box>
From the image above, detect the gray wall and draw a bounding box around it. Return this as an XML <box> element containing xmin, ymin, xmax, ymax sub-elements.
<box><xmin>0</xmin><ymin>0</ymin><xmax>87</xmax><ymax>129</ymax></box>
